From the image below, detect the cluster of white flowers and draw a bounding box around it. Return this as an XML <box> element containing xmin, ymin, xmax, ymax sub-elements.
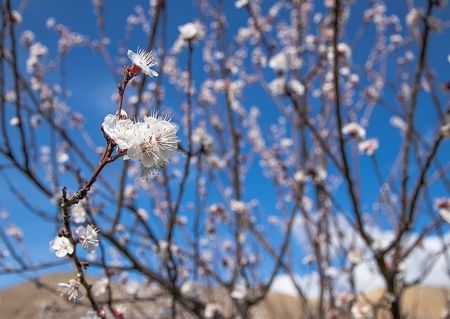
<box><xmin>50</xmin><ymin>224</ymin><xmax>99</xmax><ymax>257</ymax></box>
<box><xmin>102</xmin><ymin>111</ymin><xmax>179</xmax><ymax>177</ymax></box>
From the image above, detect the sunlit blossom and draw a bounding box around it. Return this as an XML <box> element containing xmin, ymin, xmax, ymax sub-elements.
<box><xmin>50</xmin><ymin>235</ymin><xmax>74</xmax><ymax>257</ymax></box>
<box><xmin>126</xmin><ymin>113</ymin><xmax>179</xmax><ymax>176</ymax></box>
<box><xmin>101</xmin><ymin>111</ymin><xmax>136</xmax><ymax>150</ymax></box>
<box><xmin>127</xmin><ymin>48</ymin><xmax>158</xmax><ymax>77</ymax></box>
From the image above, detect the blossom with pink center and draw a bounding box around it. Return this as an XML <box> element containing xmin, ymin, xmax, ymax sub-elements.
<box><xmin>127</xmin><ymin>48</ymin><xmax>158</xmax><ymax>77</ymax></box>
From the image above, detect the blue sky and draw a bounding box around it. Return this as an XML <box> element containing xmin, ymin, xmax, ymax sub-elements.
<box><xmin>1</xmin><ymin>0</ymin><xmax>449</xmax><ymax>290</ymax></box>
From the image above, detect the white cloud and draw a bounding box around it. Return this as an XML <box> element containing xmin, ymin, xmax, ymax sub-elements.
<box><xmin>272</xmin><ymin>214</ymin><xmax>450</xmax><ymax>297</ymax></box>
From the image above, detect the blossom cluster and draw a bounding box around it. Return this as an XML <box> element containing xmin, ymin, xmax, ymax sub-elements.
<box><xmin>50</xmin><ymin>224</ymin><xmax>99</xmax><ymax>258</ymax></box>
<box><xmin>102</xmin><ymin>111</ymin><xmax>179</xmax><ymax>177</ymax></box>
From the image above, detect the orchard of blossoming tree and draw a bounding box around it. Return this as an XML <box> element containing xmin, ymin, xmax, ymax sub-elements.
<box><xmin>0</xmin><ymin>0</ymin><xmax>449</xmax><ymax>318</ymax></box>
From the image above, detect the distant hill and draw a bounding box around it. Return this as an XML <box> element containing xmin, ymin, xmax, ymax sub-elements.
<box><xmin>0</xmin><ymin>273</ymin><xmax>448</xmax><ymax>318</ymax></box>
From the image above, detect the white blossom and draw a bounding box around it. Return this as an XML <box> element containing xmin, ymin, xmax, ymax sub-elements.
<box><xmin>268</xmin><ymin>78</ymin><xmax>285</xmax><ymax>96</ymax></box>
<box><xmin>436</xmin><ymin>198</ymin><xmax>450</xmax><ymax>223</ymax></box>
<box><xmin>50</xmin><ymin>236</ymin><xmax>74</xmax><ymax>257</ymax></box>
<box><xmin>126</xmin><ymin>113</ymin><xmax>179</xmax><ymax>176</ymax></box>
<box><xmin>288</xmin><ymin>79</ymin><xmax>305</xmax><ymax>96</ymax></box>
<box><xmin>178</xmin><ymin>22</ymin><xmax>204</xmax><ymax>41</ymax></box>
<box><xmin>294</xmin><ymin>170</ymin><xmax>308</xmax><ymax>183</ymax></box>
<box><xmin>342</xmin><ymin>122</ymin><xmax>366</xmax><ymax>139</ymax></box>
<box><xmin>268</xmin><ymin>52</ymin><xmax>288</xmax><ymax>72</ymax></box>
<box><xmin>181</xmin><ymin>280</ymin><xmax>198</xmax><ymax>297</ymax></box>
<box><xmin>351</xmin><ymin>302</ymin><xmax>373</xmax><ymax>319</ymax></box>
<box><xmin>390</xmin><ymin>116</ymin><xmax>407</xmax><ymax>132</ymax></box>
<box><xmin>58</xmin><ymin>279</ymin><xmax>83</xmax><ymax>302</ymax></box>
<box><xmin>204</xmin><ymin>303</ymin><xmax>222</xmax><ymax>318</ymax></box>
<box><xmin>337</xmin><ymin>42</ymin><xmax>352</xmax><ymax>58</ymax></box>
<box><xmin>127</xmin><ymin>48</ymin><xmax>158</xmax><ymax>77</ymax></box>
<box><xmin>7</xmin><ymin>224</ymin><xmax>23</xmax><ymax>241</ymax></box>
<box><xmin>9</xmin><ymin>117</ymin><xmax>20</xmax><ymax>126</ymax></box>
<box><xmin>71</xmin><ymin>202</ymin><xmax>87</xmax><ymax>224</ymax></box>
<box><xmin>158</xmin><ymin>240</ymin><xmax>170</xmax><ymax>260</ymax></box>
<box><xmin>230</xmin><ymin>200</ymin><xmax>247</xmax><ymax>214</ymax></box>
<box><xmin>101</xmin><ymin>112</ymin><xmax>136</xmax><ymax>150</ymax></box>
<box><xmin>235</xmin><ymin>0</ymin><xmax>248</xmax><ymax>8</ymax></box>
<box><xmin>358</xmin><ymin>138</ymin><xmax>379</xmax><ymax>155</ymax></box>
<box><xmin>406</xmin><ymin>8</ymin><xmax>422</xmax><ymax>27</ymax></box>
<box><xmin>76</xmin><ymin>224</ymin><xmax>99</xmax><ymax>253</ymax></box>
<box><xmin>231</xmin><ymin>283</ymin><xmax>247</xmax><ymax>300</ymax></box>
<box><xmin>11</xmin><ymin>10</ymin><xmax>22</xmax><ymax>24</ymax></box>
